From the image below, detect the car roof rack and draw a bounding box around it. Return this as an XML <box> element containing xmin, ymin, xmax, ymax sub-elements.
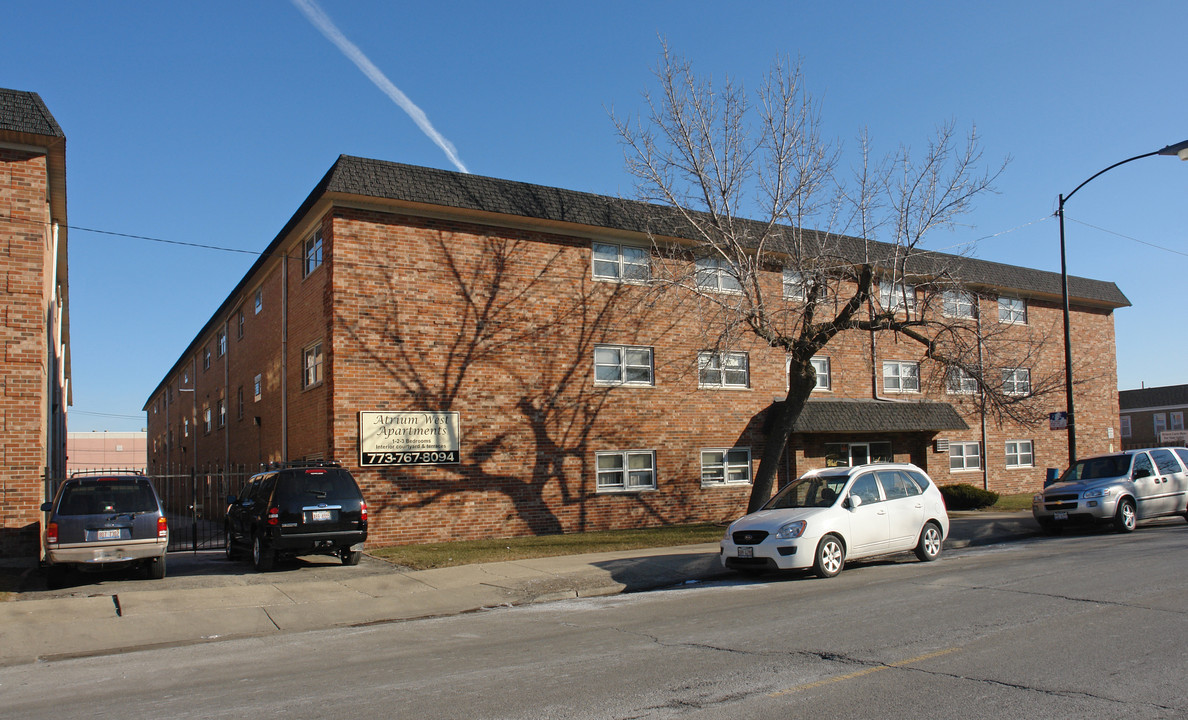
<box><xmin>263</xmin><ymin>460</ymin><xmax>343</xmax><ymax>470</ymax></box>
<box><xmin>69</xmin><ymin>469</ymin><xmax>146</xmax><ymax>477</ymax></box>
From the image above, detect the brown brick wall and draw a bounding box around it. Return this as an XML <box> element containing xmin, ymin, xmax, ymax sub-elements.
<box><xmin>150</xmin><ymin>201</ymin><xmax>1122</xmax><ymax>547</ymax></box>
<box><xmin>0</xmin><ymin>148</ymin><xmax>53</xmax><ymax>555</ymax></box>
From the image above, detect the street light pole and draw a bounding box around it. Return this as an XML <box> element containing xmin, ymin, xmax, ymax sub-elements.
<box><xmin>1057</xmin><ymin>139</ymin><xmax>1188</xmax><ymax>464</ymax></box>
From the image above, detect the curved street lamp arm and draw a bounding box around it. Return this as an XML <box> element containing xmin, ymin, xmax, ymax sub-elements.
<box><xmin>1061</xmin><ymin>140</ymin><xmax>1188</xmax><ymax>208</ymax></box>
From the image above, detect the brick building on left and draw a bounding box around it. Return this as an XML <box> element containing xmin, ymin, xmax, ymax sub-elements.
<box><xmin>0</xmin><ymin>88</ymin><xmax>70</xmax><ymax>557</ymax></box>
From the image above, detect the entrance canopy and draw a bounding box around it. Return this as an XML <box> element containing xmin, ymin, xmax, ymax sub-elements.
<box><xmin>789</xmin><ymin>399</ymin><xmax>968</xmax><ymax>434</ymax></box>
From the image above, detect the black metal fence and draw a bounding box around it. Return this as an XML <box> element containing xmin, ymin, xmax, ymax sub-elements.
<box><xmin>49</xmin><ymin>465</ymin><xmax>255</xmax><ymax>553</ymax></box>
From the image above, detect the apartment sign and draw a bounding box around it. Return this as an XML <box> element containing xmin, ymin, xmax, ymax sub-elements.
<box><xmin>359</xmin><ymin>411</ymin><xmax>461</xmax><ymax>466</ymax></box>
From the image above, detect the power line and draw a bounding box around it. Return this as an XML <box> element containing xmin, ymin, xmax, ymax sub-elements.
<box><xmin>71</xmin><ymin>409</ymin><xmax>145</xmax><ymax>420</ymax></box>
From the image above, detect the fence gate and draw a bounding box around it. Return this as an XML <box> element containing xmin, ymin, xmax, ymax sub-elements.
<box><xmin>49</xmin><ymin>466</ymin><xmax>252</xmax><ymax>553</ymax></box>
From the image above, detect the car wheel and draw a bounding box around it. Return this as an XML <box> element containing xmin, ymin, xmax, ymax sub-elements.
<box><xmin>914</xmin><ymin>522</ymin><xmax>943</xmax><ymax>562</ymax></box>
<box><xmin>1114</xmin><ymin>498</ymin><xmax>1137</xmax><ymax>533</ymax></box>
<box><xmin>813</xmin><ymin>534</ymin><xmax>845</xmax><ymax>578</ymax></box>
<box><xmin>341</xmin><ymin>549</ymin><xmax>362</xmax><ymax>566</ymax></box>
<box><xmin>146</xmin><ymin>554</ymin><xmax>166</xmax><ymax>580</ymax></box>
<box><xmin>252</xmin><ymin>534</ymin><xmax>275</xmax><ymax>572</ymax></box>
<box><xmin>224</xmin><ymin>525</ymin><xmax>237</xmax><ymax>560</ymax></box>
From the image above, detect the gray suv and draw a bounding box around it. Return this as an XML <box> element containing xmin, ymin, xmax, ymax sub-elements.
<box><xmin>41</xmin><ymin>472</ymin><xmax>169</xmax><ymax>587</ymax></box>
<box><xmin>1033</xmin><ymin>447</ymin><xmax>1188</xmax><ymax>533</ymax></box>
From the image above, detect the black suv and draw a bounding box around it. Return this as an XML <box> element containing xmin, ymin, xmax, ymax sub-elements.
<box><xmin>224</xmin><ymin>462</ymin><xmax>368</xmax><ymax>571</ymax></box>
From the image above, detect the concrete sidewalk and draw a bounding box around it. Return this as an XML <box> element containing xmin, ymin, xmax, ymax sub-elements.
<box><xmin>0</xmin><ymin>512</ymin><xmax>1039</xmax><ymax>666</ymax></box>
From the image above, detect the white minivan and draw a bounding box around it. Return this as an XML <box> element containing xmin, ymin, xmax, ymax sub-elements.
<box><xmin>721</xmin><ymin>462</ymin><xmax>950</xmax><ymax>578</ymax></box>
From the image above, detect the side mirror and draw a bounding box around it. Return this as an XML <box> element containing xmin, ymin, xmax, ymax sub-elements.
<box><xmin>1133</xmin><ymin>467</ymin><xmax>1152</xmax><ymax>480</ymax></box>
<box><xmin>40</xmin><ymin>501</ymin><xmax>52</xmax><ymax>512</ymax></box>
<box><xmin>849</xmin><ymin>494</ymin><xmax>863</xmax><ymax>509</ymax></box>
<box><xmin>226</xmin><ymin>495</ymin><xmax>237</xmax><ymax>505</ymax></box>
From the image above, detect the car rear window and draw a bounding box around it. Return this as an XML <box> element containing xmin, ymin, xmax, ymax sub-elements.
<box><xmin>276</xmin><ymin>470</ymin><xmax>361</xmax><ymax>504</ymax></box>
<box><xmin>57</xmin><ymin>480</ymin><xmax>159</xmax><ymax>515</ymax></box>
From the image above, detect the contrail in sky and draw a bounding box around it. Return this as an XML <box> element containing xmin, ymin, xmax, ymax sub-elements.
<box><xmin>290</xmin><ymin>0</ymin><xmax>469</xmax><ymax>173</ymax></box>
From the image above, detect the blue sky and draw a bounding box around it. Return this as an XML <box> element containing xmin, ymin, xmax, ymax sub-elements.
<box><xmin>7</xmin><ymin>1</ymin><xmax>1185</xmax><ymax>432</ymax></box>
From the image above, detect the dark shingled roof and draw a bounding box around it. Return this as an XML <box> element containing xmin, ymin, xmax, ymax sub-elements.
<box><xmin>1119</xmin><ymin>384</ymin><xmax>1188</xmax><ymax>410</ymax></box>
<box><xmin>145</xmin><ymin>154</ymin><xmax>1131</xmax><ymax>405</ymax></box>
<box><xmin>792</xmin><ymin>399</ymin><xmax>969</xmax><ymax>433</ymax></box>
<box><xmin>0</xmin><ymin>88</ymin><xmax>64</xmax><ymax>137</ymax></box>
<box><xmin>317</xmin><ymin>156</ymin><xmax>1128</xmax><ymax>308</ymax></box>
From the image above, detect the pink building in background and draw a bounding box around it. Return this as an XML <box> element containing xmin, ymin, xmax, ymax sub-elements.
<box><xmin>67</xmin><ymin>431</ymin><xmax>146</xmax><ymax>474</ymax></box>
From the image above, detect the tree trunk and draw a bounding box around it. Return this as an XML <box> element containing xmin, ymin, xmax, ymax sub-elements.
<box><xmin>748</xmin><ymin>366</ymin><xmax>818</xmax><ymax>513</ymax></box>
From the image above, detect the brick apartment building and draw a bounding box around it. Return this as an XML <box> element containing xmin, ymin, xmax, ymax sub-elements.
<box><xmin>145</xmin><ymin>156</ymin><xmax>1128</xmax><ymax>547</ymax></box>
<box><xmin>0</xmin><ymin>88</ymin><xmax>70</xmax><ymax>556</ymax></box>
<box><xmin>1118</xmin><ymin>384</ymin><xmax>1188</xmax><ymax>449</ymax></box>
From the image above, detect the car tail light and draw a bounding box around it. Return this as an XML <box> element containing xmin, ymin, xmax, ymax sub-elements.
<box><xmin>157</xmin><ymin>516</ymin><xmax>168</xmax><ymax>538</ymax></box>
<box><xmin>360</xmin><ymin>501</ymin><xmax>368</xmax><ymax>524</ymax></box>
<box><xmin>267</xmin><ymin>506</ymin><xmax>280</xmax><ymax>526</ymax></box>
<box><xmin>46</xmin><ymin>522</ymin><xmax>58</xmax><ymax>545</ymax></box>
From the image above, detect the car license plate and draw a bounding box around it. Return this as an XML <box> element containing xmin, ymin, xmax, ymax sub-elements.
<box><xmin>97</xmin><ymin>529</ymin><xmax>121</xmax><ymax>540</ymax></box>
<box><xmin>738</xmin><ymin>547</ymin><xmax>753</xmax><ymax>558</ymax></box>
<box><xmin>310</xmin><ymin>510</ymin><xmax>332</xmax><ymax>522</ymax></box>
<box><xmin>1054</xmin><ymin>511</ymin><xmax>1068</xmax><ymax>521</ymax></box>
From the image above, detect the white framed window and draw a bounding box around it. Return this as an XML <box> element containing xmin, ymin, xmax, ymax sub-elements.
<box><xmin>883</xmin><ymin>361</ymin><xmax>920</xmax><ymax>393</ymax></box>
<box><xmin>950</xmin><ymin>442</ymin><xmax>981</xmax><ymax>471</ymax></box>
<box><xmin>1005</xmin><ymin>440</ymin><xmax>1034</xmax><ymax>468</ymax></box>
<box><xmin>183</xmin><ymin>418</ymin><xmax>189</xmax><ymax>438</ymax></box>
<box><xmin>878</xmin><ymin>281</ymin><xmax>915</xmax><ymax>312</ymax></box>
<box><xmin>304</xmin><ymin>230</ymin><xmax>323</xmax><ymax>277</ymax></box>
<box><xmin>701</xmin><ymin>448</ymin><xmax>752</xmax><ymax>486</ymax></box>
<box><xmin>811</xmin><ymin>357</ymin><xmax>831</xmax><ymax>391</ymax></box>
<box><xmin>254</xmin><ymin>374</ymin><xmax>262</xmax><ymax>402</ymax></box>
<box><xmin>594</xmin><ymin>345</ymin><xmax>654</xmax><ymax>386</ymax></box>
<box><xmin>254</xmin><ymin>288</ymin><xmax>263</xmax><ymax>315</ymax></box>
<box><xmin>237</xmin><ymin>310</ymin><xmax>245</xmax><ymax>339</ymax></box>
<box><xmin>203</xmin><ymin>347</ymin><xmax>211</xmax><ymax>370</ymax></box>
<box><xmin>596</xmin><ymin>450</ymin><xmax>656</xmax><ymax>492</ymax></box>
<box><xmin>592</xmin><ymin>242</ymin><xmax>650</xmax><ymax>282</ymax></box>
<box><xmin>217</xmin><ymin>399</ymin><xmax>226</xmax><ymax>429</ymax></box>
<box><xmin>217</xmin><ymin>330</ymin><xmax>227</xmax><ymax>357</ymax></box>
<box><xmin>237</xmin><ymin>386</ymin><xmax>244</xmax><ymax>420</ymax></box>
<box><xmin>998</xmin><ymin>296</ymin><xmax>1027</xmax><ymax>324</ymax></box>
<box><xmin>1154</xmin><ymin>413</ymin><xmax>1167</xmax><ymax>436</ymax></box>
<box><xmin>303</xmin><ymin>341</ymin><xmax>324</xmax><ymax>389</ymax></box>
<box><xmin>695</xmin><ymin>257</ymin><xmax>742</xmax><ymax>293</ymax></box>
<box><xmin>942</xmin><ymin>290</ymin><xmax>976</xmax><ymax>319</ymax></box>
<box><xmin>1172</xmin><ymin>412</ymin><xmax>1184</xmax><ymax>431</ymax></box>
<box><xmin>1120</xmin><ymin>415</ymin><xmax>1131</xmax><ymax>438</ymax></box>
<box><xmin>946</xmin><ymin>367</ymin><xmax>977</xmax><ymax>395</ymax></box>
<box><xmin>783</xmin><ymin>270</ymin><xmax>830</xmax><ymax>302</ymax></box>
<box><xmin>1002</xmin><ymin>368</ymin><xmax>1031</xmax><ymax>396</ymax></box>
<box><xmin>203</xmin><ymin>407</ymin><xmax>212</xmax><ymax>434</ymax></box>
<box><xmin>698</xmin><ymin>351</ymin><xmax>749</xmax><ymax>388</ymax></box>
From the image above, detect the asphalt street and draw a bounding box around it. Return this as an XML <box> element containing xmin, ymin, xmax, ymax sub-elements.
<box><xmin>3</xmin><ymin>523</ymin><xmax>1185</xmax><ymax>719</ymax></box>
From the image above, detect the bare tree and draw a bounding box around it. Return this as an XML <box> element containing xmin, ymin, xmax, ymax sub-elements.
<box><xmin>614</xmin><ymin>44</ymin><xmax>1033</xmax><ymax>512</ymax></box>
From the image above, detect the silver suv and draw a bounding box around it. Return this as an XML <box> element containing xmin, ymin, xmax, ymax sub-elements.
<box><xmin>41</xmin><ymin>472</ymin><xmax>169</xmax><ymax>587</ymax></box>
<box><xmin>1032</xmin><ymin>448</ymin><xmax>1188</xmax><ymax>533</ymax></box>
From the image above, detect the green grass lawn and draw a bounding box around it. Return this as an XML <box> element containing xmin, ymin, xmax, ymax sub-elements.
<box><xmin>989</xmin><ymin>492</ymin><xmax>1034</xmax><ymax>512</ymax></box>
<box><xmin>369</xmin><ymin>523</ymin><xmax>726</xmax><ymax>570</ymax></box>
